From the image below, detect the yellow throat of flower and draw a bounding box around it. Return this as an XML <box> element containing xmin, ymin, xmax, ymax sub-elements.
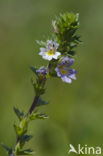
<box><xmin>46</xmin><ymin>50</ymin><xmax>55</xmax><ymax>56</ymax></box>
<box><xmin>60</xmin><ymin>69</ymin><xmax>68</xmax><ymax>75</ymax></box>
<box><xmin>59</xmin><ymin>66</ymin><xmax>68</xmax><ymax>75</ymax></box>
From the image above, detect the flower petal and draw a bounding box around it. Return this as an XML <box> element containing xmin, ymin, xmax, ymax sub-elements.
<box><xmin>40</xmin><ymin>48</ymin><xmax>46</xmax><ymax>52</ymax></box>
<box><xmin>55</xmin><ymin>67</ymin><xmax>61</xmax><ymax>77</ymax></box>
<box><xmin>53</xmin><ymin>41</ymin><xmax>59</xmax><ymax>49</ymax></box>
<box><xmin>47</xmin><ymin>40</ymin><xmax>53</xmax><ymax>49</ymax></box>
<box><xmin>61</xmin><ymin>57</ymin><xmax>74</xmax><ymax>67</ymax></box>
<box><xmin>57</xmin><ymin>72</ymin><xmax>62</xmax><ymax>77</ymax></box>
<box><xmin>68</xmin><ymin>69</ymin><xmax>77</xmax><ymax>75</ymax></box>
<box><xmin>69</xmin><ymin>74</ymin><xmax>76</xmax><ymax>80</ymax></box>
<box><xmin>36</xmin><ymin>66</ymin><xmax>47</xmax><ymax>75</ymax></box>
<box><xmin>39</xmin><ymin>52</ymin><xmax>45</xmax><ymax>56</ymax></box>
<box><xmin>61</xmin><ymin>76</ymin><xmax>72</xmax><ymax>83</ymax></box>
<box><xmin>53</xmin><ymin>52</ymin><xmax>61</xmax><ymax>59</ymax></box>
<box><xmin>43</xmin><ymin>55</ymin><xmax>53</xmax><ymax>61</ymax></box>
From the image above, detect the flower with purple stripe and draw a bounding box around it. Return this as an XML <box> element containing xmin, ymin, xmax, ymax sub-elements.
<box><xmin>55</xmin><ymin>56</ymin><xmax>77</xmax><ymax>83</ymax></box>
<box><xmin>36</xmin><ymin>66</ymin><xmax>47</xmax><ymax>76</ymax></box>
<box><xmin>39</xmin><ymin>40</ymin><xmax>61</xmax><ymax>61</ymax></box>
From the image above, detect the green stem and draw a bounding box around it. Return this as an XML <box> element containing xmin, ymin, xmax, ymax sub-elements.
<box><xmin>11</xmin><ymin>63</ymin><xmax>51</xmax><ymax>156</ymax></box>
<box><xmin>11</xmin><ymin>95</ymin><xmax>40</xmax><ymax>156</ymax></box>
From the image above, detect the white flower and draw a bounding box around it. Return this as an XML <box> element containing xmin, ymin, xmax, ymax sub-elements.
<box><xmin>39</xmin><ymin>40</ymin><xmax>61</xmax><ymax>61</ymax></box>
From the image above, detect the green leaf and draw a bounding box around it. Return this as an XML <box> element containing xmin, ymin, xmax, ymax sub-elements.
<box><xmin>1</xmin><ymin>143</ymin><xmax>12</xmax><ymax>155</ymax></box>
<box><xmin>14</xmin><ymin>107</ymin><xmax>24</xmax><ymax>121</ymax></box>
<box><xmin>54</xmin><ymin>12</ymin><xmax>81</xmax><ymax>54</ymax></box>
<box><xmin>34</xmin><ymin>83</ymin><xmax>46</xmax><ymax>95</ymax></box>
<box><xmin>17</xmin><ymin>149</ymin><xmax>35</xmax><ymax>155</ymax></box>
<box><xmin>36</xmin><ymin>98</ymin><xmax>48</xmax><ymax>107</ymax></box>
<box><xmin>31</xmin><ymin>76</ymin><xmax>46</xmax><ymax>96</ymax></box>
<box><xmin>20</xmin><ymin>135</ymin><xmax>33</xmax><ymax>147</ymax></box>
<box><xmin>39</xmin><ymin>87</ymin><xmax>45</xmax><ymax>95</ymax></box>
<box><xmin>22</xmin><ymin>135</ymin><xmax>33</xmax><ymax>142</ymax></box>
<box><xmin>30</xmin><ymin>66</ymin><xmax>38</xmax><ymax>76</ymax></box>
<box><xmin>29</xmin><ymin>113</ymin><xmax>48</xmax><ymax>120</ymax></box>
<box><xmin>14</xmin><ymin>119</ymin><xmax>28</xmax><ymax>136</ymax></box>
<box><xmin>14</xmin><ymin>124</ymin><xmax>22</xmax><ymax>136</ymax></box>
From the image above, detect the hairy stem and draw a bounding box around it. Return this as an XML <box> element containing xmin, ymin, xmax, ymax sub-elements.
<box><xmin>11</xmin><ymin>61</ymin><xmax>52</xmax><ymax>156</ymax></box>
<box><xmin>11</xmin><ymin>64</ymin><xmax>50</xmax><ymax>156</ymax></box>
<box><xmin>11</xmin><ymin>95</ymin><xmax>40</xmax><ymax>156</ymax></box>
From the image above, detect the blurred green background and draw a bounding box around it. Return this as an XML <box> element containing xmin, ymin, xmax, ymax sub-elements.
<box><xmin>0</xmin><ymin>0</ymin><xmax>103</xmax><ymax>156</ymax></box>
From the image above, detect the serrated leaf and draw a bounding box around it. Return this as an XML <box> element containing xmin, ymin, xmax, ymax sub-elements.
<box><xmin>20</xmin><ymin>135</ymin><xmax>33</xmax><ymax>147</ymax></box>
<box><xmin>29</xmin><ymin>113</ymin><xmax>48</xmax><ymax>120</ymax></box>
<box><xmin>36</xmin><ymin>98</ymin><xmax>48</xmax><ymax>107</ymax></box>
<box><xmin>22</xmin><ymin>135</ymin><xmax>33</xmax><ymax>142</ymax></box>
<box><xmin>17</xmin><ymin>149</ymin><xmax>35</xmax><ymax>155</ymax></box>
<box><xmin>1</xmin><ymin>143</ymin><xmax>12</xmax><ymax>155</ymax></box>
<box><xmin>14</xmin><ymin>107</ymin><xmax>24</xmax><ymax>121</ymax></box>
<box><xmin>14</xmin><ymin>119</ymin><xmax>28</xmax><ymax>136</ymax></box>
<box><xmin>14</xmin><ymin>124</ymin><xmax>21</xmax><ymax>136</ymax></box>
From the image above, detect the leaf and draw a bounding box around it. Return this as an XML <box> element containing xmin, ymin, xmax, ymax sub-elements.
<box><xmin>14</xmin><ymin>107</ymin><xmax>24</xmax><ymax>121</ymax></box>
<box><xmin>68</xmin><ymin>51</ymin><xmax>75</xmax><ymax>56</ymax></box>
<box><xmin>31</xmin><ymin>78</ymin><xmax>37</xmax><ymax>90</ymax></box>
<box><xmin>20</xmin><ymin>135</ymin><xmax>33</xmax><ymax>147</ymax></box>
<box><xmin>39</xmin><ymin>88</ymin><xmax>45</xmax><ymax>95</ymax></box>
<box><xmin>14</xmin><ymin>124</ymin><xmax>26</xmax><ymax>136</ymax></box>
<box><xmin>17</xmin><ymin>149</ymin><xmax>35</xmax><ymax>155</ymax></box>
<box><xmin>36</xmin><ymin>98</ymin><xmax>48</xmax><ymax>107</ymax></box>
<box><xmin>1</xmin><ymin>143</ymin><xmax>12</xmax><ymax>155</ymax></box>
<box><xmin>14</xmin><ymin>119</ymin><xmax>28</xmax><ymax>136</ymax></box>
<box><xmin>29</xmin><ymin>113</ymin><xmax>48</xmax><ymax>120</ymax></box>
<box><xmin>14</xmin><ymin>124</ymin><xmax>21</xmax><ymax>136</ymax></box>
<box><xmin>30</xmin><ymin>66</ymin><xmax>38</xmax><ymax>76</ymax></box>
<box><xmin>22</xmin><ymin>135</ymin><xmax>33</xmax><ymax>142</ymax></box>
<box><xmin>54</xmin><ymin>12</ymin><xmax>81</xmax><ymax>54</ymax></box>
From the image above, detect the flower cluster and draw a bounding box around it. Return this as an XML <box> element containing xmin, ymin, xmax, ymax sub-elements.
<box><xmin>38</xmin><ymin>40</ymin><xmax>77</xmax><ymax>84</ymax></box>
<box><xmin>36</xmin><ymin>12</ymin><xmax>80</xmax><ymax>84</ymax></box>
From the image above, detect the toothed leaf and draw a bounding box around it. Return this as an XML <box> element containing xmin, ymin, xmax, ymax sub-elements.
<box><xmin>30</xmin><ymin>66</ymin><xmax>38</xmax><ymax>76</ymax></box>
<box><xmin>17</xmin><ymin>149</ymin><xmax>34</xmax><ymax>155</ymax></box>
<box><xmin>36</xmin><ymin>98</ymin><xmax>48</xmax><ymax>107</ymax></box>
<box><xmin>14</xmin><ymin>119</ymin><xmax>28</xmax><ymax>136</ymax></box>
<box><xmin>20</xmin><ymin>135</ymin><xmax>33</xmax><ymax>147</ymax></box>
<box><xmin>1</xmin><ymin>143</ymin><xmax>12</xmax><ymax>155</ymax></box>
<box><xmin>29</xmin><ymin>113</ymin><xmax>48</xmax><ymax>120</ymax></box>
<box><xmin>14</xmin><ymin>107</ymin><xmax>24</xmax><ymax>121</ymax></box>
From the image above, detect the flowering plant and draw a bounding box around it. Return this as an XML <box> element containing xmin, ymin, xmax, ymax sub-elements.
<box><xmin>2</xmin><ymin>12</ymin><xmax>81</xmax><ymax>156</ymax></box>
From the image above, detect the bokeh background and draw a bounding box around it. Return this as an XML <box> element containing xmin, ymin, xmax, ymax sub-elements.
<box><xmin>0</xmin><ymin>0</ymin><xmax>103</xmax><ymax>156</ymax></box>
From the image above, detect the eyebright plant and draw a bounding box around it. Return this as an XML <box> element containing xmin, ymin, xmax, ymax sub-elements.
<box><xmin>2</xmin><ymin>12</ymin><xmax>81</xmax><ymax>156</ymax></box>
